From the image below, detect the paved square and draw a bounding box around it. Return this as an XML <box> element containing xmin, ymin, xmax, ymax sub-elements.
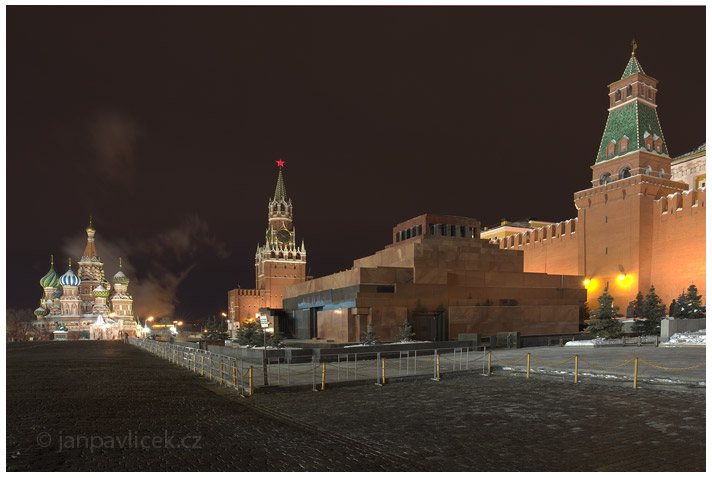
<box><xmin>6</xmin><ymin>341</ymin><xmax>705</xmax><ymax>471</ymax></box>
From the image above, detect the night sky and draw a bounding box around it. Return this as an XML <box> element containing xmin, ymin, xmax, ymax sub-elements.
<box><xmin>6</xmin><ymin>6</ymin><xmax>706</xmax><ymax>322</ymax></box>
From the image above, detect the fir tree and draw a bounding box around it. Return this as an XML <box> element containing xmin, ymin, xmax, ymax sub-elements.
<box><xmin>201</xmin><ymin>316</ymin><xmax>229</xmax><ymax>340</ymax></box>
<box><xmin>630</xmin><ymin>291</ymin><xmax>645</xmax><ymax>318</ymax></box>
<box><xmin>361</xmin><ymin>323</ymin><xmax>380</xmax><ymax>345</ymax></box>
<box><xmin>633</xmin><ymin>285</ymin><xmax>665</xmax><ymax>336</ymax></box>
<box><xmin>673</xmin><ymin>284</ymin><xmax>706</xmax><ymax>320</ymax></box>
<box><xmin>395</xmin><ymin>319</ymin><xmax>416</xmax><ymax>342</ymax></box>
<box><xmin>234</xmin><ymin>319</ymin><xmax>262</xmax><ymax>346</ymax></box>
<box><xmin>584</xmin><ymin>287</ymin><xmax>623</xmax><ymax>339</ymax></box>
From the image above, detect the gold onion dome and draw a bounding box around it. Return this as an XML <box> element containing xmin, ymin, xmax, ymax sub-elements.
<box><xmin>39</xmin><ymin>256</ymin><xmax>60</xmax><ymax>288</ymax></box>
<box><xmin>86</xmin><ymin>216</ymin><xmax>96</xmax><ymax>234</ymax></box>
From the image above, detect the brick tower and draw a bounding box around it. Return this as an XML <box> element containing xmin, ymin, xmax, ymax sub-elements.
<box><xmin>255</xmin><ymin>160</ymin><xmax>307</xmax><ymax>304</ymax></box>
<box><xmin>227</xmin><ymin>161</ymin><xmax>307</xmax><ymax>328</ymax></box>
<box><xmin>573</xmin><ymin>41</ymin><xmax>688</xmax><ymax>304</ymax></box>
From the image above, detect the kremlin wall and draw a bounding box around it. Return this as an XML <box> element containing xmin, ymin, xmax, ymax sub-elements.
<box><xmin>235</xmin><ymin>47</ymin><xmax>705</xmax><ymax>343</ymax></box>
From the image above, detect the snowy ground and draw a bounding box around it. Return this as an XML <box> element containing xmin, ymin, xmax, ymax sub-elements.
<box><xmin>565</xmin><ymin>329</ymin><xmax>706</xmax><ymax>347</ymax></box>
<box><xmin>665</xmin><ymin>329</ymin><xmax>706</xmax><ymax>345</ymax></box>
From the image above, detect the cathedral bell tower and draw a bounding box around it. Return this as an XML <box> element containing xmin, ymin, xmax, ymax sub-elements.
<box><xmin>254</xmin><ymin>160</ymin><xmax>307</xmax><ymax>308</ymax></box>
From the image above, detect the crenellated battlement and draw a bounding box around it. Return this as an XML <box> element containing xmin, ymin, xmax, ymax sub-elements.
<box><xmin>654</xmin><ymin>187</ymin><xmax>706</xmax><ymax>216</ymax></box>
<box><xmin>231</xmin><ymin>288</ymin><xmax>263</xmax><ymax>297</ymax></box>
<box><xmin>493</xmin><ymin>217</ymin><xmax>578</xmax><ymax>250</ymax></box>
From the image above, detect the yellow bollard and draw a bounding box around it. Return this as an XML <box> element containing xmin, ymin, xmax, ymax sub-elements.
<box><xmin>382</xmin><ymin>358</ymin><xmax>386</xmax><ymax>385</ymax></box>
<box><xmin>232</xmin><ymin>361</ymin><xmax>237</xmax><ymax>389</ymax></box>
<box><xmin>193</xmin><ymin>354</ymin><xmax>196</xmax><ymax>373</ymax></box>
<box><xmin>436</xmin><ymin>354</ymin><xmax>441</xmax><ymax>380</ymax></box>
<box><xmin>633</xmin><ymin>357</ymin><xmax>639</xmax><ymax>389</ymax></box>
<box><xmin>487</xmin><ymin>351</ymin><xmax>492</xmax><ymax>375</ymax></box>
<box><xmin>249</xmin><ymin>366</ymin><xmax>253</xmax><ymax>396</ymax></box>
<box><xmin>321</xmin><ymin>363</ymin><xmax>326</xmax><ymax>391</ymax></box>
<box><xmin>220</xmin><ymin>360</ymin><xmax>224</xmax><ymax>385</ymax></box>
<box><xmin>526</xmin><ymin>353</ymin><xmax>530</xmax><ymax>379</ymax></box>
<box><xmin>209</xmin><ymin>358</ymin><xmax>213</xmax><ymax>380</ymax></box>
<box><xmin>201</xmin><ymin>356</ymin><xmax>205</xmax><ymax>376</ymax></box>
<box><xmin>574</xmin><ymin>355</ymin><xmax>579</xmax><ymax>383</ymax></box>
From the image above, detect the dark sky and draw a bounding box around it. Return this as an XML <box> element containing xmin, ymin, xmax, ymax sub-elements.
<box><xmin>6</xmin><ymin>6</ymin><xmax>706</xmax><ymax>322</ymax></box>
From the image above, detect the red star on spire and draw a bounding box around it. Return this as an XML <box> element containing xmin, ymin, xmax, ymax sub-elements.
<box><xmin>276</xmin><ymin>159</ymin><xmax>285</xmax><ymax>167</ymax></box>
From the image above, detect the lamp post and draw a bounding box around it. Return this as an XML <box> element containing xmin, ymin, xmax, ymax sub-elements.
<box><xmin>143</xmin><ymin>316</ymin><xmax>154</xmax><ymax>337</ymax></box>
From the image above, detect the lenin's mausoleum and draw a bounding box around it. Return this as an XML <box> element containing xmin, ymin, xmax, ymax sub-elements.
<box><xmin>231</xmin><ymin>47</ymin><xmax>705</xmax><ymax>343</ymax></box>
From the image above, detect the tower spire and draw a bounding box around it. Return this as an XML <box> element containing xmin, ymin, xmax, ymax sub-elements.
<box><xmin>273</xmin><ymin>159</ymin><xmax>287</xmax><ymax>201</ymax></box>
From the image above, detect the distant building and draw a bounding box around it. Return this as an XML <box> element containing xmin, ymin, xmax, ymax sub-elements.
<box><xmin>226</xmin><ymin>163</ymin><xmax>307</xmax><ymax>333</ymax></box>
<box><xmin>480</xmin><ymin>219</ymin><xmax>555</xmax><ymax>243</ymax></box>
<box><xmin>282</xmin><ymin>214</ymin><xmax>585</xmax><ymax>343</ymax></box>
<box><xmin>34</xmin><ymin>220</ymin><xmax>141</xmax><ymax>339</ymax></box>
<box><xmin>492</xmin><ymin>48</ymin><xmax>705</xmax><ymax>310</ymax></box>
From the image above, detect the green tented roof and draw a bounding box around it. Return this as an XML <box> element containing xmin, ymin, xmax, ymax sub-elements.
<box><xmin>621</xmin><ymin>55</ymin><xmax>645</xmax><ymax>79</ymax></box>
<box><xmin>595</xmin><ymin>102</ymin><xmax>668</xmax><ymax>164</ymax></box>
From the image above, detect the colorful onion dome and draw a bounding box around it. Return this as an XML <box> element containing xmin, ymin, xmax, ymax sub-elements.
<box><xmin>39</xmin><ymin>255</ymin><xmax>60</xmax><ymax>288</ymax></box>
<box><xmin>34</xmin><ymin>306</ymin><xmax>48</xmax><ymax>318</ymax></box>
<box><xmin>59</xmin><ymin>258</ymin><xmax>81</xmax><ymax>287</ymax></box>
<box><xmin>92</xmin><ymin>285</ymin><xmax>110</xmax><ymax>298</ymax></box>
<box><xmin>113</xmin><ymin>257</ymin><xmax>130</xmax><ymax>285</ymax></box>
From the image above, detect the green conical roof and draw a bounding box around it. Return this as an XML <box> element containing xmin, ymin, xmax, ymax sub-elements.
<box><xmin>621</xmin><ymin>55</ymin><xmax>645</xmax><ymax>79</ymax></box>
<box><xmin>273</xmin><ymin>167</ymin><xmax>287</xmax><ymax>201</ymax></box>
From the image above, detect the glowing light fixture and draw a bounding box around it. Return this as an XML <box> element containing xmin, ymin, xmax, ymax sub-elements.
<box><xmin>618</xmin><ymin>274</ymin><xmax>626</xmax><ymax>281</ymax></box>
<box><xmin>583</xmin><ymin>279</ymin><xmax>590</xmax><ymax>286</ymax></box>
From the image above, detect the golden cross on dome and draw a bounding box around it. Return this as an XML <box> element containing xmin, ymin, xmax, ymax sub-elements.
<box><xmin>51</xmin><ymin>254</ymin><xmax>54</xmax><ymax>266</ymax></box>
<box><xmin>119</xmin><ymin>257</ymin><xmax>123</xmax><ymax>269</ymax></box>
<box><xmin>631</xmin><ymin>38</ymin><xmax>638</xmax><ymax>56</ymax></box>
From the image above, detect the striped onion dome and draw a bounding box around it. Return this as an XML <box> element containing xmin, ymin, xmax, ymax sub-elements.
<box><xmin>59</xmin><ymin>267</ymin><xmax>81</xmax><ymax>287</ymax></box>
<box><xmin>113</xmin><ymin>258</ymin><xmax>129</xmax><ymax>285</ymax></box>
<box><xmin>51</xmin><ymin>286</ymin><xmax>63</xmax><ymax>299</ymax></box>
<box><xmin>40</xmin><ymin>256</ymin><xmax>60</xmax><ymax>288</ymax></box>
<box><xmin>34</xmin><ymin>306</ymin><xmax>48</xmax><ymax>318</ymax></box>
<box><xmin>92</xmin><ymin>284</ymin><xmax>110</xmax><ymax>298</ymax></box>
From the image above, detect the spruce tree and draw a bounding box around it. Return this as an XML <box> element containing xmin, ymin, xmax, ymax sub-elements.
<box><xmin>633</xmin><ymin>285</ymin><xmax>665</xmax><ymax>336</ymax></box>
<box><xmin>673</xmin><ymin>284</ymin><xmax>706</xmax><ymax>320</ymax></box>
<box><xmin>235</xmin><ymin>320</ymin><xmax>262</xmax><ymax>346</ymax></box>
<box><xmin>584</xmin><ymin>287</ymin><xmax>623</xmax><ymax>339</ymax></box>
<box><xmin>395</xmin><ymin>318</ymin><xmax>416</xmax><ymax>342</ymax></box>
<box><xmin>361</xmin><ymin>323</ymin><xmax>380</xmax><ymax>345</ymax></box>
<box><xmin>630</xmin><ymin>291</ymin><xmax>645</xmax><ymax>318</ymax></box>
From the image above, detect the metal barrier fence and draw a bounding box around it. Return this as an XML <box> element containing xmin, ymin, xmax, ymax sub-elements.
<box><xmin>129</xmin><ymin>338</ymin><xmax>705</xmax><ymax>392</ymax></box>
<box><xmin>488</xmin><ymin>350</ymin><xmax>706</xmax><ymax>388</ymax></box>
<box><xmin>129</xmin><ymin>338</ymin><xmax>488</xmax><ymax>393</ymax></box>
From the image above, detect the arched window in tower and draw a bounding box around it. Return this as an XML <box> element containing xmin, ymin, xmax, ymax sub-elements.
<box><xmin>600</xmin><ymin>172</ymin><xmax>611</xmax><ymax>185</ymax></box>
<box><xmin>645</xmin><ymin>165</ymin><xmax>652</xmax><ymax>175</ymax></box>
<box><xmin>659</xmin><ymin>168</ymin><xmax>665</xmax><ymax>178</ymax></box>
<box><xmin>626</xmin><ymin>84</ymin><xmax>632</xmax><ymax>97</ymax></box>
<box><xmin>615</xmin><ymin>89</ymin><xmax>621</xmax><ymax>101</ymax></box>
<box><xmin>606</xmin><ymin>141</ymin><xmax>616</xmax><ymax>159</ymax></box>
<box><xmin>619</xmin><ymin>167</ymin><xmax>631</xmax><ymax>179</ymax></box>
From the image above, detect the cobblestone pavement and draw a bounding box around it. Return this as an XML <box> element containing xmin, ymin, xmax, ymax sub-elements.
<box><xmin>6</xmin><ymin>341</ymin><xmax>706</xmax><ymax>471</ymax></box>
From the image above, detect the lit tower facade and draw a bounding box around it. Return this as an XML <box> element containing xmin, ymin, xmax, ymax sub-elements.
<box><xmin>228</xmin><ymin>160</ymin><xmax>307</xmax><ymax>328</ymax></box>
<box><xmin>110</xmin><ymin>258</ymin><xmax>134</xmax><ymax>320</ymax></box>
<box><xmin>77</xmin><ymin>217</ymin><xmax>110</xmax><ymax>314</ymax></box>
<box><xmin>573</xmin><ymin>42</ymin><xmax>691</xmax><ymax>303</ymax></box>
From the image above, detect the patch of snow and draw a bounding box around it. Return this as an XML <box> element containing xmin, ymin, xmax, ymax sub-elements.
<box><xmin>664</xmin><ymin>329</ymin><xmax>706</xmax><ymax>345</ymax></box>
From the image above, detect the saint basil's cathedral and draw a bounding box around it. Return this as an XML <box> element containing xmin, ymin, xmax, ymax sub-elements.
<box><xmin>33</xmin><ymin>219</ymin><xmax>142</xmax><ymax>339</ymax></box>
